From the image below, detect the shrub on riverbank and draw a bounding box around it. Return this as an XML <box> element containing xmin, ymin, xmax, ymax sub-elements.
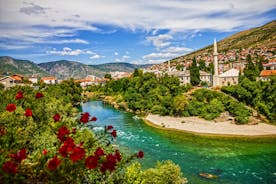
<box><xmin>183</xmin><ymin>89</ymin><xmax>251</xmax><ymax>124</ymax></box>
<box><xmin>0</xmin><ymin>82</ymin><xmax>187</xmax><ymax>183</ymax></box>
<box><xmin>222</xmin><ymin>77</ymin><xmax>276</xmax><ymax>123</ymax></box>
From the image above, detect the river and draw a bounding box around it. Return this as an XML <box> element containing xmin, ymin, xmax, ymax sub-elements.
<box><xmin>81</xmin><ymin>101</ymin><xmax>276</xmax><ymax>184</ymax></box>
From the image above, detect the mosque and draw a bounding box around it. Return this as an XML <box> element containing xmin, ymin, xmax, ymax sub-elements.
<box><xmin>168</xmin><ymin>39</ymin><xmax>239</xmax><ymax>87</ymax></box>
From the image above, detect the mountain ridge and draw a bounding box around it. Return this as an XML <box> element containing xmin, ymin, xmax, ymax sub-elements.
<box><xmin>0</xmin><ymin>56</ymin><xmax>151</xmax><ymax>79</ymax></box>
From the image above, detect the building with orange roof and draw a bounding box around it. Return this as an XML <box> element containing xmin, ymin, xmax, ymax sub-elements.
<box><xmin>41</xmin><ymin>77</ymin><xmax>57</xmax><ymax>84</ymax></box>
<box><xmin>259</xmin><ymin>70</ymin><xmax>276</xmax><ymax>81</ymax></box>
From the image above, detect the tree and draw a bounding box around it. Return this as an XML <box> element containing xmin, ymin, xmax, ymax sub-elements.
<box><xmin>173</xmin><ymin>95</ymin><xmax>188</xmax><ymax>116</ymax></box>
<box><xmin>104</xmin><ymin>73</ymin><xmax>112</xmax><ymax>79</ymax></box>
<box><xmin>244</xmin><ymin>54</ymin><xmax>259</xmax><ymax>81</ymax></box>
<box><xmin>190</xmin><ymin>57</ymin><xmax>200</xmax><ymax>86</ymax></box>
<box><xmin>198</xmin><ymin>60</ymin><xmax>206</xmax><ymax>71</ymax></box>
<box><xmin>133</xmin><ymin>69</ymin><xmax>143</xmax><ymax>77</ymax></box>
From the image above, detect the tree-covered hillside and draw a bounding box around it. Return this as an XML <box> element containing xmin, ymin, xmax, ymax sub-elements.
<box><xmin>0</xmin><ymin>56</ymin><xmax>49</xmax><ymax>77</ymax></box>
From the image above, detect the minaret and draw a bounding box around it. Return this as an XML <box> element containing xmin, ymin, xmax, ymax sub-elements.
<box><xmin>213</xmin><ymin>38</ymin><xmax>219</xmax><ymax>86</ymax></box>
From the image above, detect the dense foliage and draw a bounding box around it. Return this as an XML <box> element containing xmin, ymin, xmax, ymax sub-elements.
<box><xmin>190</xmin><ymin>57</ymin><xmax>200</xmax><ymax>86</ymax></box>
<box><xmin>222</xmin><ymin>77</ymin><xmax>276</xmax><ymax>123</ymax></box>
<box><xmin>243</xmin><ymin>54</ymin><xmax>261</xmax><ymax>81</ymax></box>
<box><xmin>0</xmin><ymin>81</ymin><xmax>187</xmax><ymax>183</ymax></box>
<box><xmin>91</xmin><ymin>71</ymin><xmax>251</xmax><ymax>123</ymax></box>
<box><xmin>94</xmin><ymin>71</ymin><xmax>192</xmax><ymax>115</ymax></box>
<box><xmin>183</xmin><ymin>89</ymin><xmax>251</xmax><ymax>124</ymax></box>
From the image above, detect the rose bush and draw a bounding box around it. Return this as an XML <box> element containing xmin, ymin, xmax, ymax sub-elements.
<box><xmin>0</xmin><ymin>81</ymin><xmax>187</xmax><ymax>183</ymax></box>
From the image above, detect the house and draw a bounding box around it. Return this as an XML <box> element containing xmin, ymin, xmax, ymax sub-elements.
<box><xmin>75</xmin><ymin>79</ymin><xmax>92</xmax><ymax>87</ymax></box>
<box><xmin>41</xmin><ymin>77</ymin><xmax>57</xmax><ymax>84</ymax></box>
<box><xmin>28</xmin><ymin>76</ymin><xmax>38</xmax><ymax>83</ymax></box>
<box><xmin>168</xmin><ymin>70</ymin><xmax>212</xmax><ymax>85</ymax></box>
<box><xmin>168</xmin><ymin>70</ymin><xmax>190</xmax><ymax>85</ymax></box>
<box><xmin>259</xmin><ymin>70</ymin><xmax>276</xmax><ymax>81</ymax></box>
<box><xmin>10</xmin><ymin>74</ymin><xmax>24</xmax><ymax>83</ymax></box>
<box><xmin>218</xmin><ymin>68</ymin><xmax>239</xmax><ymax>86</ymax></box>
<box><xmin>0</xmin><ymin>76</ymin><xmax>17</xmax><ymax>88</ymax></box>
<box><xmin>110</xmin><ymin>71</ymin><xmax>131</xmax><ymax>80</ymax></box>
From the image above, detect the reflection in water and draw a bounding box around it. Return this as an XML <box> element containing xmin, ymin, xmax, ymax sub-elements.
<box><xmin>82</xmin><ymin>101</ymin><xmax>276</xmax><ymax>184</ymax></box>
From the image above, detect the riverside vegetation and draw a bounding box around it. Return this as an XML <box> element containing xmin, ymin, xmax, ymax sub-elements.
<box><xmin>89</xmin><ymin>69</ymin><xmax>257</xmax><ymax>124</ymax></box>
<box><xmin>0</xmin><ymin>79</ymin><xmax>187</xmax><ymax>183</ymax></box>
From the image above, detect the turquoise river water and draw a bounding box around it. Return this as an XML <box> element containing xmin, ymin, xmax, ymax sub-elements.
<box><xmin>81</xmin><ymin>101</ymin><xmax>276</xmax><ymax>184</ymax></box>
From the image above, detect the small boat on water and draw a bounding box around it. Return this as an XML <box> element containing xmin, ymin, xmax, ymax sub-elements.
<box><xmin>199</xmin><ymin>173</ymin><xmax>219</xmax><ymax>179</ymax></box>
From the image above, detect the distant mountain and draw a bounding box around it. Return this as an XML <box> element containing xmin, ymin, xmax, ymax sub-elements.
<box><xmin>168</xmin><ymin>20</ymin><xmax>276</xmax><ymax>63</ymax></box>
<box><xmin>89</xmin><ymin>62</ymin><xmax>152</xmax><ymax>74</ymax></box>
<box><xmin>38</xmin><ymin>60</ymin><xmax>151</xmax><ymax>79</ymax></box>
<box><xmin>0</xmin><ymin>56</ymin><xmax>49</xmax><ymax>77</ymax></box>
<box><xmin>38</xmin><ymin>60</ymin><xmax>97</xmax><ymax>79</ymax></box>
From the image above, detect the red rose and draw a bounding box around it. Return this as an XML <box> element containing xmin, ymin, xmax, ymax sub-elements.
<box><xmin>2</xmin><ymin>161</ymin><xmax>17</xmax><ymax>174</ymax></box>
<box><xmin>85</xmin><ymin>156</ymin><xmax>98</xmax><ymax>169</ymax></box>
<box><xmin>47</xmin><ymin>156</ymin><xmax>61</xmax><ymax>170</ymax></box>
<box><xmin>10</xmin><ymin>148</ymin><xmax>27</xmax><ymax>162</ymax></box>
<box><xmin>100</xmin><ymin>154</ymin><xmax>117</xmax><ymax>173</ymax></box>
<box><xmin>6</xmin><ymin>104</ymin><xmax>16</xmax><ymax>112</ymax></box>
<box><xmin>59</xmin><ymin>137</ymin><xmax>75</xmax><ymax>157</ymax></box>
<box><xmin>106</xmin><ymin>125</ymin><xmax>113</xmax><ymax>131</ymax></box>
<box><xmin>70</xmin><ymin>146</ymin><xmax>85</xmax><ymax>162</ymax></box>
<box><xmin>25</xmin><ymin>108</ymin><xmax>33</xmax><ymax>117</ymax></box>
<box><xmin>90</xmin><ymin>116</ymin><xmax>97</xmax><ymax>121</ymax></box>
<box><xmin>94</xmin><ymin>147</ymin><xmax>105</xmax><ymax>158</ymax></box>
<box><xmin>137</xmin><ymin>151</ymin><xmax>144</xmax><ymax>158</ymax></box>
<box><xmin>111</xmin><ymin>130</ymin><xmax>117</xmax><ymax>138</ymax></box>
<box><xmin>80</xmin><ymin>112</ymin><xmax>90</xmax><ymax>123</ymax></box>
<box><xmin>57</xmin><ymin>126</ymin><xmax>70</xmax><ymax>142</ymax></box>
<box><xmin>35</xmin><ymin>92</ymin><xmax>44</xmax><ymax>99</ymax></box>
<box><xmin>15</xmin><ymin>91</ymin><xmax>23</xmax><ymax>100</ymax></box>
<box><xmin>42</xmin><ymin>149</ymin><xmax>48</xmax><ymax>155</ymax></box>
<box><xmin>53</xmin><ymin>113</ymin><xmax>61</xmax><ymax>122</ymax></box>
<box><xmin>114</xmin><ymin>150</ymin><xmax>121</xmax><ymax>161</ymax></box>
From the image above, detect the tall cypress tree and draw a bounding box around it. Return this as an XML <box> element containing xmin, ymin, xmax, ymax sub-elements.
<box><xmin>190</xmin><ymin>57</ymin><xmax>200</xmax><ymax>86</ymax></box>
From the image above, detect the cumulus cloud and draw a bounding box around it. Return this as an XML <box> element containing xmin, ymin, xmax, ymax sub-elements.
<box><xmin>146</xmin><ymin>34</ymin><xmax>173</xmax><ymax>48</ymax></box>
<box><xmin>142</xmin><ymin>46</ymin><xmax>193</xmax><ymax>63</ymax></box>
<box><xmin>114</xmin><ymin>52</ymin><xmax>119</xmax><ymax>56</ymax></box>
<box><xmin>90</xmin><ymin>54</ymin><xmax>105</xmax><ymax>59</ymax></box>
<box><xmin>19</xmin><ymin>3</ymin><xmax>48</xmax><ymax>15</ymax></box>
<box><xmin>1</xmin><ymin>0</ymin><xmax>275</xmax><ymax>43</ymax></box>
<box><xmin>163</xmin><ymin>47</ymin><xmax>193</xmax><ymax>53</ymax></box>
<box><xmin>115</xmin><ymin>55</ymin><xmax>131</xmax><ymax>62</ymax></box>
<box><xmin>47</xmin><ymin>47</ymin><xmax>99</xmax><ymax>57</ymax></box>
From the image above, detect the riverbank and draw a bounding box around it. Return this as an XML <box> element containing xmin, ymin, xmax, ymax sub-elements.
<box><xmin>145</xmin><ymin>114</ymin><xmax>276</xmax><ymax>136</ymax></box>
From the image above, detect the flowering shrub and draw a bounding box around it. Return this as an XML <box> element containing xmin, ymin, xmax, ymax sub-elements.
<box><xmin>0</xmin><ymin>83</ymin><xmax>186</xmax><ymax>183</ymax></box>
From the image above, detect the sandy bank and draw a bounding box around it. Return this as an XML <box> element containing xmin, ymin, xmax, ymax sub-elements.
<box><xmin>145</xmin><ymin>114</ymin><xmax>276</xmax><ymax>136</ymax></box>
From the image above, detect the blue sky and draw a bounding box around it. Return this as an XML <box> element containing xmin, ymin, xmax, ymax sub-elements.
<box><xmin>0</xmin><ymin>0</ymin><xmax>275</xmax><ymax>65</ymax></box>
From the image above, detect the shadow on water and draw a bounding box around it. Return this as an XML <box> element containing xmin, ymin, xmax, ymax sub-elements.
<box><xmin>81</xmin><ymin>101</ymin><xmax>276</xmax><ymax>184</ymax></box>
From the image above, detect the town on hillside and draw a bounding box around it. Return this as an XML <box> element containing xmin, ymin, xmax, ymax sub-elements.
<box><xmin>1</xmin><ymin>41</ymin><xmax>276</xmax><ymax>89</ymax></box>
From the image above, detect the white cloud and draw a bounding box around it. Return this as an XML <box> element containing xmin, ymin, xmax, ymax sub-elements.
<box><xmin>47</xmin><ymin>47</ymin><xmax>96</xmax><ymax>56</ymax></box>
<box><xmin>0</xmin><ymin>0</ymin><xmax>274</xmax><ymax>44</ymax></box>
<box><xmin>114</xmin><ymin>52</ymin><xmax>119</xmax><ymax>56</ymax></box>
<box><xmin>143</xmin><ymin>52</ymin><xmax>178</xmax><ymax>60</ymax></box>
<box><xmin>163</xmin><ymin>47</ymin><xmax>193</xmax><ymax>53</ymax></box>
<box><xmin>90</xmin><ymin>54</ymin><xmax>104</xmax><ymax>59</ymax></box>
<box><xmin>146</xmin><ymin>34</ymin><xmax>173</xmax><ymax>48</ymax></box>
<box><xmin>142</xmin><ymin>46</ymin><xmax>193</xmax><ymax>63</ymax></box>
<box><xmin>115</xmin><ymin>55</ymin><xmax>131</xmax><ymax>62</ymax></box>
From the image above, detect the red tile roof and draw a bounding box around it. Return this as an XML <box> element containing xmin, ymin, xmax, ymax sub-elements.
<box><xmin>260</xmin><ymin>70</ymin><xmax>276</xmax><ymax>77</ymax></box>
<box><xmin>41</xmin><ymin>77</ymin><xmax>56</xmax><ymax>80</ymax></box>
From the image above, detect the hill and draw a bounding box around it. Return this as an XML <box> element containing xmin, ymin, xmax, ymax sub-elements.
<box><xmin>0</xmin><ymin>56</ymin><xmax>49</xmax><ymax>77</ymax></box>
<box><xmin>89</xmin><ymin>62</ymin><xmax>151</xmax><ymax>74</ymax></box>
<box><xmin>38</xmin><ymin>61</ymin><xmax>151</xmax><ymax>79</ymax></box>
<box><xmin>38</xmin><ymin>60</ymin><xmax>101</xmax><ymax>79</ymax></box>
<box><xmin>169</xmin><ymin>20</ymin><xmax>276</xmax><ymax>63</ymax></box>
